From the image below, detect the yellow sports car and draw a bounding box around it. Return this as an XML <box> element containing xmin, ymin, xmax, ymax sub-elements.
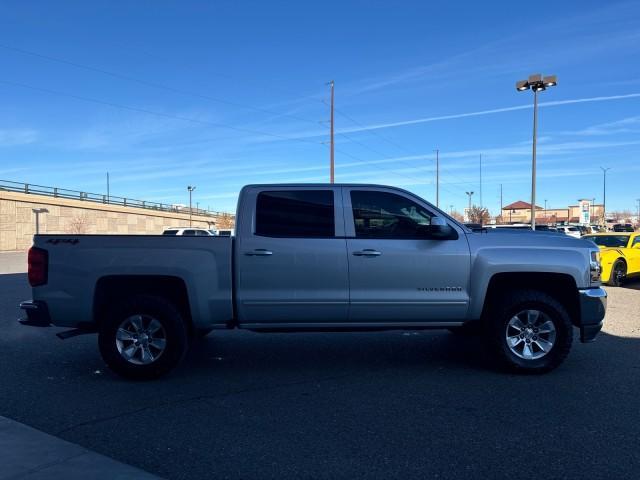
<box><xmin>583</xmin><ymin>232</ymin><xmax>640</xmax><ymax>286</ymax></box>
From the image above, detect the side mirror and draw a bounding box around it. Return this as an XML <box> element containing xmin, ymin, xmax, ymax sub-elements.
<box><xmin>418</xmin><ymin>217</ymin><xmax>457</xmax><ymax>239</ymax></box>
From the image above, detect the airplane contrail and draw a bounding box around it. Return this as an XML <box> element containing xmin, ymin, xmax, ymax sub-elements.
<box><xmin>335</xmin><ymin>92</ymin><xmax>640</xmax><ymax>135</ymax></box>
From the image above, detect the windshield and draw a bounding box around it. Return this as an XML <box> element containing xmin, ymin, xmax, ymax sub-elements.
<box><xmin>584</xmin><ymin>235</ymin><xmax>629</xmax><ymax>247</ymax></box>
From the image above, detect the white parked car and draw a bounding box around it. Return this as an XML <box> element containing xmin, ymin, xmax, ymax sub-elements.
<box><xmin>557</xmin><ymin>226</ymin><xmax>581</xmax><ymax>238</ymax></box>
<box><xmin>162</xmin><ymin>227</ymin><xmax>214</xmax><ymax>236</ymax></box>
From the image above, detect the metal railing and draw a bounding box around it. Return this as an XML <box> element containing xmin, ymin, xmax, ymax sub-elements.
<box><xmin>0</xmin><ymin>179</ymin><xmax>229</xmax><ymax>218</ymax></box>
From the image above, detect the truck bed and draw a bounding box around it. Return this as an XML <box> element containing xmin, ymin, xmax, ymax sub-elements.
<box><xmin>31</xmin><ymin>235</ymin><xmax>233</xmax><ymax>329</ymax></box>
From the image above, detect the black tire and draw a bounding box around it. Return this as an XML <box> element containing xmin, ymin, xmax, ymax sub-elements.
<box><xmin>609</xmin><ymin>260</ymin><xmax>627</xmax><ymax>287</ymax></box>
<box><xmin>485</xmin><ymin>289</ymin><xmax>573</xmax><ymax>374</ymax></box>
<box><xmin>98</xmin><ymin>294</ymin><xmax>189</xmax><ymax>380</ymax></box>
<box><xmin>447</xmin><ymin>322</ymin><xmax>482</xmax><ymax>336</ymax></box>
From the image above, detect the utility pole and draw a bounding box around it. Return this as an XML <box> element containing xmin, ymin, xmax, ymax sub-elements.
<box><xmin>187</xmin><ymin>185</ymin><xmax>196</xmax><ymax>227</ymax></box>
<box><xmin>636</xmin><ymin>199</ymin><xmax>640</xmax><ymax>227</ymax></box>
<box><xmin>106</xmin><ymin>172</ymin><xmax>110</xmax><ymax>204</ymax></box>
<box><xmin>500</xmin><ymin>184</ymin><xmax>503</xmax><ymax>222</ymax></box>
<box><xmin>328</xmin><ymin>80</ymin><xmax>335</xmax><ymax>184</ymax></box>
<box><xmin>450</xmin><ymin>204</ymin><xmax>453</xmax><ymax>215</ymax></box>
<box><xmin>600</xmin><ymin>167</ymin><xmax>610</xmax><ymax>226</ymax></box>
<box><xmin>479</xmin><ymin>153</ymin><xmax>482</xmax><ymax>209</ymax></box>
<box><xmin>544</xmin><ymin>199</ymin><xmax>547</xmax><ymax>219</ymax></box>
<box><xmin>435</xmin><ymin>149</ymin><xmax>440</xmax><ymax>208</ymax></box>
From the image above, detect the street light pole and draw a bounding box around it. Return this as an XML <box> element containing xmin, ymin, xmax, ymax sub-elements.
<box><xmin>328</xmin><ymin>80</ymin><xmax>335</xmax><ymax>183</ymax></box>
<box><xmin>435</xmin><ymin>149</ymin><xmax>440</xmax><ymax>208</ymax></box>
<box><xmin>32</xmin><ymin>208</ymin><xmax>48</xmax><ymax>235</ymax></box>
<box><xmin>600</xmin><ymin>167</ymin><xmax>610</xmax><ymax>227</ymax></box>
<box><xmin>187</xmin><ymin>185</ymin><xmax>196</xmax><ymax>227</ymax></box>
<box><xmin>465</xmin><ymin>191</ymin><xmax>474</xmax><ymax>221</ymax></box>
<box><xmin>531</xmin><ymin>88</ymin><xmax>538</xmax><ymax>229</ymax></box>
<box><xmin>516</xmin><ymin>74</ymin><xmax>557</xmax><ymax>231</ymax></box>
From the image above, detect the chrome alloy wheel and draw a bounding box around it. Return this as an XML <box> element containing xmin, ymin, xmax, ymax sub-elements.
<box><xmin>115</xmin><ymin>314</ymin><xmax>167</xmax><ymax>365</ymax></box>
<box><xmin>506</xmin><ymin>310</ymin><xmax>556</xmax><ymax>360</ymax></box>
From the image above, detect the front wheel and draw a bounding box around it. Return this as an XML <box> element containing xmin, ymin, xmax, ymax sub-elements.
<box><xmin>98</xmin><ymin>295</ymin><xmax>189</xmax><ymax>380</ymax></box>
<box><xmin>609</xmin><ymin>260</ymin><xmax>626</xmax><ymax>287</ymax></box>
<box><xmin>485</xmin><ymin>289</ymin><xmax>573</xmax><ymax>374</ymax></box>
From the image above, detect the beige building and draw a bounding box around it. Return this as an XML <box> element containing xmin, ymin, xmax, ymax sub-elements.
<box><xmin>501</xmin><ymin>200</ymin><xmax>604</xmax><ymax>225</ymax></box>
<box><xmin>0</xmin><ymin>188</ymin><xmax>234</xmax><ymax>252</ymax></box>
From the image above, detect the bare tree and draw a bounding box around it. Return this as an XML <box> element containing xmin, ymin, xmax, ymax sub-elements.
<box><xmin>67</xmin><ymin>215</ymin><xmax>89</xmax><ymax>234</ymax></box>
<box><xmin>450</xmin><ymin>210</ymin><xmax>465</xmax><ymax>223</ymax></box>
<box><xmin>216</xmin><ymin>213</ymin><xmax>235</xmax><ymax>230</ymax></box>
<box><xmin>468</xmin><ymin>205</ymin><xmax>490</xmax><ymax>225</ymax></box>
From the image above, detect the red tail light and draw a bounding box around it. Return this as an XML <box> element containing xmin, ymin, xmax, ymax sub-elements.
<box><xmin>28</xmin><ymin>247</ymin><xmax>48</xmax><ymax>287</ymax></box>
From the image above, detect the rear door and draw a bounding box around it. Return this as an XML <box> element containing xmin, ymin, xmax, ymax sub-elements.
<box><xmin>343</xmin><ymin>187</ymin><xmax>470</xmax><ymax>323</ymax></box>
<box><xmin>235</xmin><ymin>187</ymin><xmax>349</xmax><ymax>326</ymax></box>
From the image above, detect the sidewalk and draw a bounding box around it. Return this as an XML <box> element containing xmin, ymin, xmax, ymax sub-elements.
<box><xmin>0</xmin><ymin>416</ymin><xmax>162</xmax><ymax>479</ymax></box>
<box><xmin>0</xmin><ymin>251</ymin><xmax>27</xmax><ymax>274</ymax></box>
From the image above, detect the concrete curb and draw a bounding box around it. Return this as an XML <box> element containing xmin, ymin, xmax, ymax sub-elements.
<box><xmin>0</xmin><ymin>416</ymin><xmax>162</xmax><ymax>479</ymax></box>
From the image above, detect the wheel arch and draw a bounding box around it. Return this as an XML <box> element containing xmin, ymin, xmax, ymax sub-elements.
<box><xmin>482</xmin><ymin>272</ymin><xmax>580</xmax><ymax>327</ymax></box>
<box><xmin>93</xmin><ymin>275</ymin><xmax>193</xmax><ymax>334</ymax></box>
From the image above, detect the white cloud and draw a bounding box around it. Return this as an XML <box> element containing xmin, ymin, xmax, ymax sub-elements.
<box><xmin>0</xmin><ymin>128</ymin><xmax>37</xmax><ymax>146</ymax></box>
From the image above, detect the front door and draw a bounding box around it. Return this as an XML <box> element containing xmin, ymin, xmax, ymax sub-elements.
<box><xmin>343</xmin><ymin>187</ymin><xmax>471</xmax><ymax>323</ymax></box>
<box><xmin>236</xmin><ymin>187</ymin><xmax>349</xmax><ymax>326</ymax></box>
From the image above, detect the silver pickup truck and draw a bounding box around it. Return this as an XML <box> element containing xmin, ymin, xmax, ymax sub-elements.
<box><xmin>20</xmin><ymin>184</ymin><xmax>607</xmax><ymax>379</ymax></box>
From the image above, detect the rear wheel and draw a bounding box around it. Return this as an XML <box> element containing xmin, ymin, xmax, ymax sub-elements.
<box><xmin>98</xmin><ymin>295</ymin><xmax>189</xmax><ymax>380</ymax></box>
<box><xmin>485</xmin><ymin>289</ymin><xmax>573</xmax><ymax>373</ymax></box>
<box><xmin>609</xmin><ymin>260</ymin><xmax>626</xmax><ymax>287</ymax></box>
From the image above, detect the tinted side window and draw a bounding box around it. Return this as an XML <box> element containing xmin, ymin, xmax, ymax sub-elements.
<box><xmin>632</xmin><ymin>236</ymin><xmax>640</xmax><ymax>247</ymax></box>
<box><xmin>351</xmin><ymin>191</ymin><xmax>432</xmax><ymax>239</ymax></box>
<box><xmin>256</xmin><ymin>190</ymin><xmax>335</xmax><ymax>237</ymax></box>
<box><xmin>183</xmin><ymin>230</ymin><xmax>197</xmax><ymax>236</ymax></box>
<box><xmin>163</xmin><ymin>230</ymin><xmax>178</xmax><ymax>235</ymax></box>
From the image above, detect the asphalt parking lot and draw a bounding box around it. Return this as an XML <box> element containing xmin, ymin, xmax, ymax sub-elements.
<box><xmin>1</xmin><ymin>258</ymin><xmax>639</xmax><ymax>479</ymax></box>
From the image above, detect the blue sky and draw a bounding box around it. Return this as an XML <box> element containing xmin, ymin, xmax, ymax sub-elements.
<box><xmin>1</xmin><ymin>0</ymin><xmax>639</xmax><ymax>215</ymax></box>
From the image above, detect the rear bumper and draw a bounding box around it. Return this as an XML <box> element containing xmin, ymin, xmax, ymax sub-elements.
<box><xmin>578</xmin><ymin>287</ymin><xmax>607</xmax><ymax>343</ymax></box>
<box><xmin>18</xmin><ymin>300</ymin><xmax>52</xmax><ymax>327</ymax></box>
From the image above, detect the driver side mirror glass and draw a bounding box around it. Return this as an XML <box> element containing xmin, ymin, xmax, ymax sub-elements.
<box><xmin>417</xmin><ymin>217</ymin><xmax>457</xmax><ymax>239</ymax></box>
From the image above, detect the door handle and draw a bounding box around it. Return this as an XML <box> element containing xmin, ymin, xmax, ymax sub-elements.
<box><xmin>245</xmin><ymin>249</ymin><xmax>273</xmax><ymax>256</ymax></box>
<box><xmin>352</xmin><ymin>249</ymin><xmax>382</xmax><ymax>257</ymax></box>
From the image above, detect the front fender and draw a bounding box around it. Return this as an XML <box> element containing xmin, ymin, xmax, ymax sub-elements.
<box><xmin>599</xmin><ymin>249</ymin><xmax>625</xmax><ymax>283</ymax></box>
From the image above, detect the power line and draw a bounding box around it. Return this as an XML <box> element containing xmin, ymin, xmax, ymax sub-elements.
<box><xmin>0</xmin><ymin>79</ymin><xmax>326</xmax><ymax>147</ymax></box>
<box><xmin>0</xmin><ymin>43</ymin><xmax>325</xmax><ymax>129</ymax></box>
<box><xmin>335</xmin><ymin>107</ymin><xmax>478</xmax><ymax>195</ymax></box>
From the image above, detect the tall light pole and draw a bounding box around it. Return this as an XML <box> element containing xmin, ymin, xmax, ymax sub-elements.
<box><xmin>544</xmin><ymin>199</ymin><xmax>548</xmax><ymax>220</ymax></box>
<box><xmin>600</xmin><ymin>167</ymin><xmax>610</xmax><ymax>227</ymax></box>
<box><xmin>636</xmin><ymin>199</ymin><xmax>640</xmax><ymax>228</ymax></box>
<box><xmin>435</xmin><ymin>149</ymin><xmax>440</xmax><ymax>208</ymax></box>
<box><xmin>106</xmin><ymin>172</ymin><xmax>110</xmax><ymax>204</ymax></box>
<box><xmin>479</xmin><ymin>153</ymin><xmax>482</xmax><ymax>209</ymax></box>
<box><xmin>450</xmin><ymin>204</ymin><xmax>454</xmax><ymax>215</ymax></box>
<box><xmin>465</xmin><ymin>191</ymin><xmax>474</xmax><ymax>221</ymax></box>
<box><xmin>328</xmin><ymin>80</ymin><xmax>335</xmax><ymax>183</ymax></box>
<box><xmin>516</xmin><ymin>74</ymin><xmax>557</xmax><ymax>230</ymax></box>
<box><xmin>187</xmin><ymin>185</ymin><xmax>196</xmax><ymax>227</ymax></box>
